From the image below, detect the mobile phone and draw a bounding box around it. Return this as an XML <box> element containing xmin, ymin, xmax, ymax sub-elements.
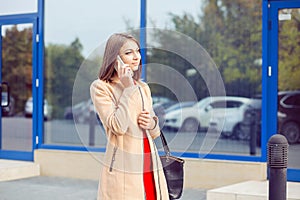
<box><xmin>115</xmin><ymin>55</ymin><xmax>125</xmax><ymax>72</ymax></box>
<box><xmin>116</xmin><ymin>55</ymin><xmax>133</xmax><ymax>77</ymax></box>
<box><xmin>117</xmin><ymin>55</ymin><xmax>125</xmax><ymax>66</ymax></box>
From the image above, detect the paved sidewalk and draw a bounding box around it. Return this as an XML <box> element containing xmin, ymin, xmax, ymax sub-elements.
<box><xmin>0</xmin><ymin>176</ymin><xmax>206</xmax><ymax>200</ymax></box>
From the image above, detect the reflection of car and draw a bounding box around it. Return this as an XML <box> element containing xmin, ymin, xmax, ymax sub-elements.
<box><xmin>64</xmin><ymin>106</ymin><xmax>74</xmax><ymax>120</ymax></box>
<box><xmin>152</xmin><ymin>96</ymin><xmax>172</xmax><ymax>106</ymax></box>
<box><xmin>2</xmin><ymin>92</ymin><xmax>15</xmax><ymax>116</ymax></box>
<box><xmin>24</xmin><ymin>97</ymin><xmax>52</xmax><ymax>120</ymax></box>
<box><xmin>64</xmin><ymin>99</ymin><xmax>95</xmax><ymax>124</ymax></box>
<box><xmin>165</xmin><ymin>101</ymin><xmax>196</xmax><ymax>114</ymax></box>
<box><xmin>156</xmin><ymin>101</ymin><xmax>196</xmax><ymax>129</ymax></box>
<box><xmin>64</xmin><ymin>101</ymin><xmax>86</xmax><ymax>121</ymax></box>
<box><xmin>207</xmin><ymin>97</ymin><xmax>253</xmax><ymax>138</ymax></box>
<box><xmin>278</xmin><ymin>90</ymin><xmax>300</xmax><ymax>144</ymax></box>
<box><xmin>164</xmin><ymin>96</ymin><xmax>251</xmax><ymax>134</ymax></box>
<box><xmin>153</xmin><ymin>100</ymin><xmax>177</xmax><ymax>129</ymax></box>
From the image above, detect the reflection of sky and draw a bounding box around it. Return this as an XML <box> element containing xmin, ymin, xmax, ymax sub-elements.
<box><xmin>148</xmin><ymin>0</ymin><xmax>202</xmax><ymax>28</ymax></box>
<box><xmin>0</xmin><ymin>0</ymin><xmax>37</xmax><ymax>14</ymax></box>
<box><xmin>0</xmin><ymin>0</ymin><xmax>202</xmax><ymax>57</ymax></box>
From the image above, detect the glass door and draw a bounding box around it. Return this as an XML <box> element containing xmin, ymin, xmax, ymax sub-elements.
<box><xmin>0</xmin><ymin>17</ymin><xmax>37</xmax><ymax>161</ymax></box>
<box><xmin>270</xmin><ymin>1</ymin><xmax>300</xmax><ymax>181</ymax></box>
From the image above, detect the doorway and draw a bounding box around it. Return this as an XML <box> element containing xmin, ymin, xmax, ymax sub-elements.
<box><xmin>268</xmin><ymin>1</ymin><xmax>300</xmax><ymax>181</ymax></box>
<box><xmin>0</xmin><ymin>15</ymin><xmax>37</xmax><ymax>161</ymax></box>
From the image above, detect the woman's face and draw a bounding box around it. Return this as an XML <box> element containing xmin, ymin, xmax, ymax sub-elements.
<box><xmin>119</xmin><ymin>40</ymin><xmax>141</xmax><ymax>71</ymax></box>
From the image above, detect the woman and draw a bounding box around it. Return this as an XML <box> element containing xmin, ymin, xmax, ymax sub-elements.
<box><xmin>90</xmin><ymin>33</ymin><xmax>169</xmax><ymax>200</ymax></box>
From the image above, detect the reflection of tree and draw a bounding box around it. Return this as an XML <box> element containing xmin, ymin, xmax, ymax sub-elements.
<box><xmin>2</xmin><ymin>26</ymin><xmax>85</xmax><ymax>118</ymax></box>
<box><xmin>73</xmin><ymin>55</ymin><xmax>102</xmax><ymax>106</ymax></box>
<box><xmin>145</xmin><ymin>0</ymin><xmax>262</xmax><ymax>99</ymax></box>
<box><xmin>2</xmin><ymin>26</ymin><xmax>33</xmax><ymax>114</ymax></box>
<box><xmin>278</xmin><ymin>9</ymin><xmax>300</xmax><ymax>91</ymax></box>
<box><xmin>45</xmin><ymin>38</ymin><xmax>84</xmax><ymax>118</ymax></box>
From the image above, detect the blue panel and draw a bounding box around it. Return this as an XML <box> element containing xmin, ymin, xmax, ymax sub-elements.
<box><xmin>39</xmin><ymin>144</ymin><xmax>106</xmax><ymax>153</ymax></box>
<box><xmin>0</xmin><ymin>150</ymin><xmax>33</xmax><ymax>161</ymax></box>
<box><xmin>32</xmin><ymin>19</ymin><xmax>38</xmax><ymax>152</ymax></box>
<box><xmin>157</xmin><ymin>150</ymin><xmax>262</xmax><ymax>162</ymax></box>
<box><xmin>261</xmin><ymin>0</ymin><xmax>269</xmax><ymax>162</ymax></box>
<box><xmin>37</xmin><ymin>0</ymin><xmax>45</xmax><ymax>148</ymax></box>
<box><xmin>140</xmin><ymin>0</ymin><xmax>147</xmax><ymax>80</ymax></box>
<box><xmin>269</xmin><ymin>1</ymin><xmax>279</xmax><ymax>140</ymax></box>
<box><xmin>287</xmin><ymin>169</ymin><xmax>300</xmax><ymax>182</ymax></box>
<box><xmin>0</xmin><ymin>13</ymin><xmax>37</xmax><ymax>24</ymax></box>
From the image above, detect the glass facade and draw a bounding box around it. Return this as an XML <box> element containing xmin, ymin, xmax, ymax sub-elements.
<box><xmin>277</xmin><ymin>8</ymin><xmax>300</xmax><ymax>169</ymax></box>
<box><xmin>147</xmin><ymin>0</ymin><xmax>262</xmax><ymax>157</ymax></box>
<box><xmin>41</xmin><ymin>0</ymin><xmax>263</xmax><ymax>157</ymax></box>
<box><xmin>43</xmin><ymin>0</ymin><xmax>263</xmax><ymax>157</ymax></box>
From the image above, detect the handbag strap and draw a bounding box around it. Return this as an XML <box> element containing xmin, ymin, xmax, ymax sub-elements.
<box><xmin>137</xmin><ymin>85</ymin><xmax>170</xmax><ymax>157</ymax></box>
<box><xmin>160</xmin><ymin>130</ymin><xmax>171</xmax><ymax>156</ymax></box>
<box><xmin>138</xmin><ymin>86</ymin><xmax>145</xmax><ymax>111</ymax></box>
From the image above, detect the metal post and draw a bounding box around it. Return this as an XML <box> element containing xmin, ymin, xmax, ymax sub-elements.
<box><xmin>89</xmin><ymin>111</ymin><xmax>95</xmax><ymax>146</ymax></box>
<box><xmin>249</xmin><ymin>110</ymin><xmax>257</xmax><ymax>155</ymax></box>
<box><xmin>243</xmin><ymin>107</ymin><xmax>257</xmax><ymax>155</ymax></box>
<box><xmin>267</xmin><ymin>134</ymin><xmax>288</xmax><ymax>200</ymax></box>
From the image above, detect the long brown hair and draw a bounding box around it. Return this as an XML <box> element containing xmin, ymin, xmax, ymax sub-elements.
<box><xmin>98</xmin><ymin>33</ymin><xmax>142</xmax><ymax>82</ymax></box>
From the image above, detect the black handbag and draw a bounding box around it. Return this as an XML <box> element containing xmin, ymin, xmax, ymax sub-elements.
<box><xmin>159</xmin><ymin>130</ymin><xmax>185</xmax><ymax>200</ymax></box>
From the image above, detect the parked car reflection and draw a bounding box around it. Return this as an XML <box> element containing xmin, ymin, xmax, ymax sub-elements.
<box><xmin>207</xmin><ymin>97</ymin><xmax>253</xmax><ymax>138</ymax></box>
<box><xmin>64</xmin><ymin>99</ymin><xmax>96</xmax><ymax>124</ymax></box>
<box><xmin>154</xmin><ymin>101</ymin><xmax>195</xmax><ymax>129</ymax></box>
<box><xmin>152</xmin><ymin>96</ymin><xmax>172</xmax><ymax>105</ymax></box>
<box><xmin>24</xmin><ymin>97</ymin><xmax>52</xmax><ymax>120</ymax></box>
<box><xmin>2</xmin><ymin>92</ymin><xmax>15</xmax><ymax>117</ymax></box>
<box><xmin>164</xmin><ymin>101</ymin><xmax>196</xmax><ymax>114</ymax></box>
<box><xmin>278</xmin><ymin>90</ymin><xmax>300</xmax><ymax>144</ymax></box>
<box><xmin>165</xmin><ymin>96</ymin><xmax>251</xmax><ymax>135</ymax></box>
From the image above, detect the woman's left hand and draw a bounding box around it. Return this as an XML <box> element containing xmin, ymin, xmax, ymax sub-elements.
<box><xmin>138</xmin><ymin>110</ymin><xmax>155</xmax><ymax>130</ymax></box>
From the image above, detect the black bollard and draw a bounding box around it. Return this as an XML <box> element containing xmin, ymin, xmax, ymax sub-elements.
<box><xmin>267</xmin><ymin>134</ymin><xmax>288</xmax><ymax>200</ymax></box>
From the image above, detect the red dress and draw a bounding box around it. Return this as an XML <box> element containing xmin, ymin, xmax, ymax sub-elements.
<box><xmin>134</xmin><ymin>80</ymin><xmax>156</xmax><ymax>199</ymax></box>
<box><xmin>143</xmin><ymin>131</ymin><xmax>157</xmax><ymax>199</ymax></box>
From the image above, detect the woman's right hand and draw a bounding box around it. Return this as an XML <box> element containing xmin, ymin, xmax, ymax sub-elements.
<box><xmin>117</xmin><ymin>60</ymin><xmax>134</xmax><ymax>88</ymax></box>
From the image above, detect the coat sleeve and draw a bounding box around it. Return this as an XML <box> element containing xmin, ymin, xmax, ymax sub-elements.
<box><xmin>90</xmin><ymin>80</ymin><xmax>140</xmax><ymax>135</ymax></box>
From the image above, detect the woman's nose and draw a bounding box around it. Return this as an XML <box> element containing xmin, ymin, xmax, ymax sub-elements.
<box><xmin>133</xmin><ymin>52</ymin><xmax>141</xmax><ymax>60</ymax></box>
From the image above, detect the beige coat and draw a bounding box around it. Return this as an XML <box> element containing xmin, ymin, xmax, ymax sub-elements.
<box><xmin>90</xmin><ymin>78</ymin><xmax>169</xmax><ymax>200</ymax></box>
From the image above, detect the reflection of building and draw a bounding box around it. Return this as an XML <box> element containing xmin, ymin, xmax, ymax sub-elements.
<box><xmin>1</xmin><ymin>0</ymin><xmax>300</xmax><ymax>199</ymax></box>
